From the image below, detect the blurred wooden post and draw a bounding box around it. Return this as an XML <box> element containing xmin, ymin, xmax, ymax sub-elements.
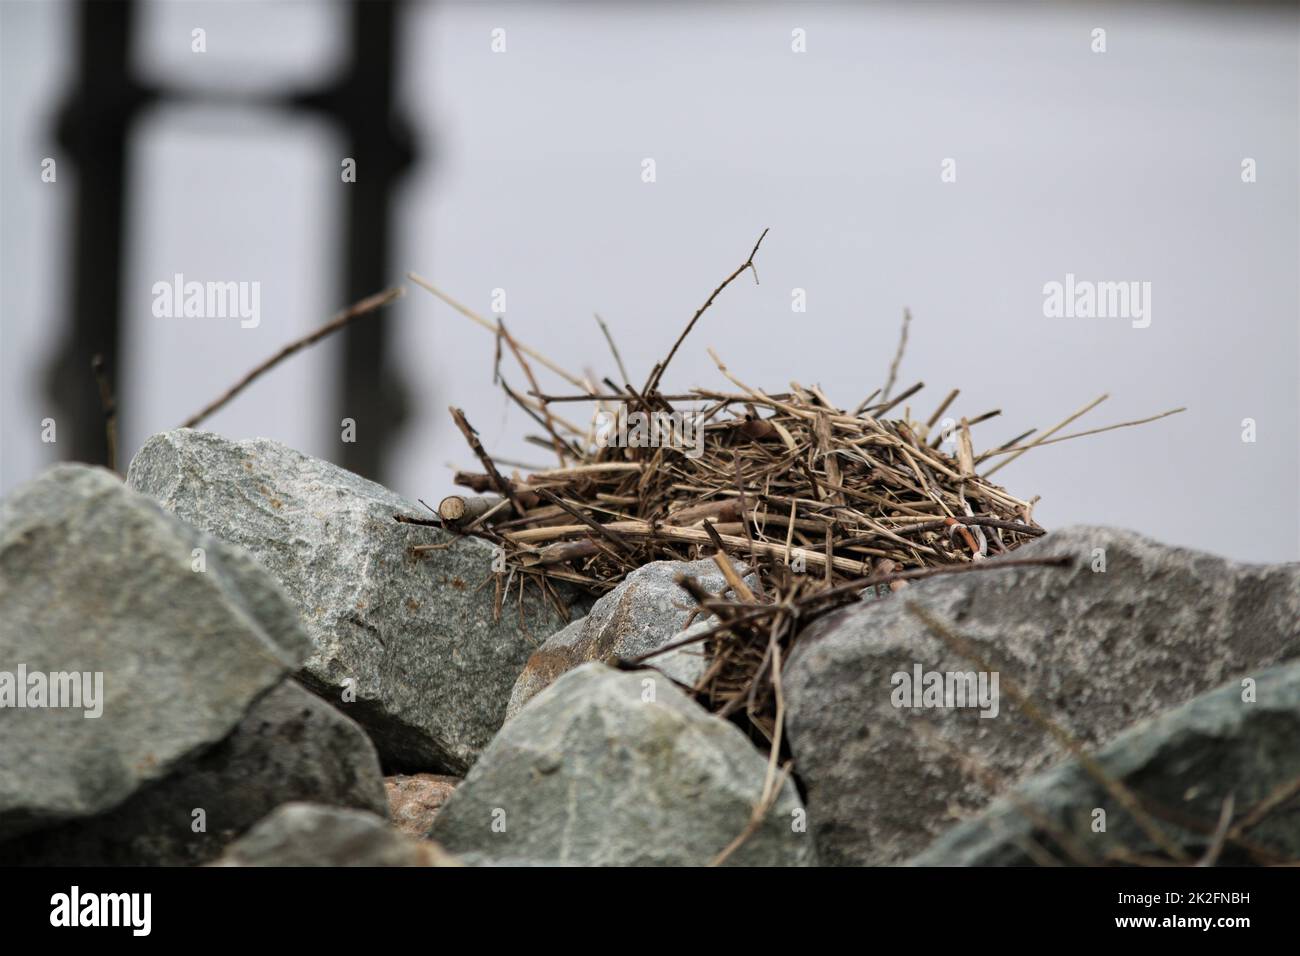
<box><xmin>295</xmin><ymin>0</ymin><xmax>416</xmax><ymax>481</ymax></box>
<box><xmin>48</xmin><ymin>0</ymin><xmax>152</xmax><ymax>466</ymax></box>
<box><xmin>47</xmin><ymin>0</ymin><xmax>417</xmax><ymax>482</ymax></box>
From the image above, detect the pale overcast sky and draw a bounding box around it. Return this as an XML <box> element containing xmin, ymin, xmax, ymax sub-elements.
<box><xmin>2</xmin><ymin>1</ymin><xmax>1296</xmax><ymax>562</ymax></box>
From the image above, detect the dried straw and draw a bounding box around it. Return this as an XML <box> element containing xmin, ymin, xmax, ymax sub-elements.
<box><xmin>406</xmin><ymin>234</ymin><xmax>1183</xmax><ymax>753</ymax></box>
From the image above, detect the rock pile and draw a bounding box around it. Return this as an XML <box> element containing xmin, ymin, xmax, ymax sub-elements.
<box><xmin>3</xmin><ymin>432</ymin><xmax>1296</xmax><ymax>866</ymax></box>
<box><xmin>436</xmin><ymin>663</ymin><xmax>814</xmax><ymax>866</ymax></box>
<box><xmin>784</xmin><ymin>526</ymin><xmax>1300</xmax><ymax>864</ymax></box>
<box><xmin>0</xmin><ymin>464</ymin><xmax>384</xmax><ymax>864</ymax></box>
<box><xmin>126</xmin><ymin>428</ymin><xmax>582</xmax><ymax>773</ymax></box>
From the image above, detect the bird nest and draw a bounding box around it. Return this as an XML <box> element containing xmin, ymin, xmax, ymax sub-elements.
<box><xmin>405</xmin><ymin>232</ymin><xmax>1179</xmax><ymax>764</ymax></box>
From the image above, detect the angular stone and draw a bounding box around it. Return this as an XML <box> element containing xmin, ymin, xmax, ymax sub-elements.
<box><xmin>506</xmin><ymin>558</ymin><xmax>746</xmax><ymax>721</ymax></box>
<box><xmin>784</xmin><ymin>526</ymin><xmax>1300</xmax><ymax>865</ymax></box>
<box><xmin>432</xmin><ymin>662</ymin><xmax>816</xmax><ymax>866</ymax></box>
<box><xmin>911</xmin><ymin>660</ymin><xmax>1300</xmax><ymax>865</ymax></box>
<box><xmin>127</xmin><ymin>428</ymin><xmax>581</xmax><ymax>772</ymax></box>
<box><xmin>213</xmin><ymin>803</ymin><xmax>459</xmax><ymax>867</ymax></box>
<box><xmin>0</xmin><ymin>464</ymin><xmax>310</xmax><ymax>841</ymax></box>
<box><xmin>0</xmin><ymin>680</ymin><xmax>388</xmax><ymax>865</ymax></box>
<box><xmin>386</xmin><ymin>773</ymin><xmax>461</xmax><ymax>837</ymax></box>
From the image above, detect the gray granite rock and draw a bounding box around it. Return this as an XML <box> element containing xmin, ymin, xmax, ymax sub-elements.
<box><xmin>0</xmin><ymin>680</ymin><xmax>387</xmax><ymax>865</ymax></box>
<box><xmin>0</xmin><ymin>464</ymin><xmax>310</xmax><ymax>841</ymax></box>
<box><xmin>784</xmin><ymin>526</ymin><xmax>1300</xmax><ymax>865</ymax></box>
<box><xmin>432</xmin><ymin>662</ymin><xmax>815</xmax><ymax>866</ymax></box>
<box><xmin>127</xmin><ymin>428</ymin><xmax>581</xmax><ymax>773</ymax></box>
<box><xmin>213</xmin><ymin>803</ymin><xmax>459</xmax><ymax>867</ymax></box>
<box><xmin>506</xmin><ymin>558</ymin><xmax>747</xmax><ymax>720</ymax></box>
<box><xmin>911</xmin><ymin>660</ymin><xmax>1300</xmax><ymax>866</ymax></box>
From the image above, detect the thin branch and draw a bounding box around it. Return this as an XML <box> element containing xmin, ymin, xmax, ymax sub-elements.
<box><xmin>806</xmin><ymin>554</ymin><xmax>1073</xmax><ymax>607</ymax></box>
<box><xmin>710</xmin><ymin>641</ymin><xmax>791</xmax><ymax>866</ymax></box>
<box><xmin>981</xmin><ymin>408</ymin><xmax>1187</xmax><ymax>459</ymax></box>
<box><xmin>407</xmin><ymin>273</ymin><xmax>591</xmax><ymax>392</ymax></box>
<box><xmin>882</xmin><ymin>307</ymin><xmax>911</xmax><ymax>401</ymax></box>
<box><xmin>449</xmin><ymin>406</ymin><xmax>526</xmax><ymax>516</ymax></box>
<box><xmin>534</xmin><ymin>488</ymin><xmax>634</xmax><ymax>555</ymax></box>
<box><xmin>906</xmin><ymin>602</ymin><xmax>1191</xmax><ymax>864</ymax></box>
<box><xmin>594</xmin><ymin>313</ymin><xmax>630</xmax><ymax>386</ymax></box>
<box><xmin>180</xmin><ymin>286</ymin><xmax>405</xmax><ymax>429</ymax></box>
<box><xmin>1228</xmin><ymin>775</ymin><xmax>1300</xmax><ymax>840</ymax></box>
<box><xmin>866</xmin><ymin>381</ymin><xmax>925</xmax><ymax>419</ymax></box>
<box><xmin>981</xmin><ymin>393</ymin><xmax>1108</xmax><ymax>478</ymax></box>
<box><xmin>1196</xmin><ymin>795</ymin><xmax>1235</xmax><ymax>867</ymax></box>
<box><xmin>496</xmin><ymin>318</ymin><xmax>569</xmax><ymax>464</ymax></box>
<box><xmin>644</xmin><ymin>228</ymin><xmax>769</xmax><ymax>396</ymax></box>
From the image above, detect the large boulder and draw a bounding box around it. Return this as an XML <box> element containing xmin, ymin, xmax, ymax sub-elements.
<box><xmin>506</xmin><ymin>558</ymin><xmax>746</xmax><ymax>720</ymax></box>
<box><xmin>213</xmin><ymin>803</ymin><xmax>459</xmax><ymax>867</ymax></box>
<box><xmin>911</xmin><ymin>660</ymin><xmax>1300</xmax><ymax>865</ymax></box>
<box><xmin>127</xmin><ymin>428</ymin><xmax>580</xmax><ymax>773</ymax></box>
<box><xmin>0</xmin><ymin>464</ymin><xmax>310</xmax><ymax>841</ymax></box>
<box><xmin>431</xmin><ymin>662</ymin><xmax>816</xmax><ymax>866</ymax></box>
<box><xmin>0</xmin><ymin>680</ymin><xmax>388</xmax><ymax>865</ymax></box>
<box><xmin>784</xmin><ymin>526</ymin><xmax>1300</xmax><ymax>865</ymax></box>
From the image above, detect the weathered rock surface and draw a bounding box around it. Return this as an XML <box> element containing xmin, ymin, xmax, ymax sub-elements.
<box><xmin>0</xmin><ymin>680</ymin><xmax>388</xmax><ymax>865</ymax></box>
<box><xmin>213</xmin><ymin>803</ymin><xmax>459</xmax><ymax>867</ymax></box>
<box><xmin>912</xmin><ymin>660</ymin><xmax>1300</xmax><ymax>865</ymax></box>
<box><xmin>0</xmin><ymin>464</ymin><xmax>310</xmax><ymax>841</ymax></box>
<box><xmin>784</xmin><ymin>526</ymin><xmax>1300</xmax><ymax>865</ymax></box>
<box><xmin>386</xmin><ymin>773</ymin><xmax>461</xmax><ymax>837</ymax></box>
<box><xmin>127</xmin><ymin>428</ymin><xmax>581</xmax><ymax>773</ymax></box>
<box><xmin>506</xmin><ymin>558</ymin><xmax>747</xmax><ymax>720</ymax></box>
<box><xmin>432</xmin><ymin>662</ymin><xmax>815</xmax><ymax>866</ymax></box>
